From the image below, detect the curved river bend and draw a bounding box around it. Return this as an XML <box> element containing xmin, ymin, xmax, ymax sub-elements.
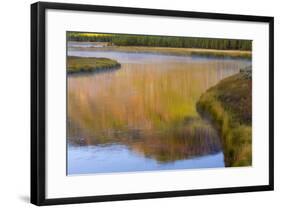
<box><xmin>67</xmin><ymin>48</ymin><xmax>249</xmax><ymax>175</ymax></box>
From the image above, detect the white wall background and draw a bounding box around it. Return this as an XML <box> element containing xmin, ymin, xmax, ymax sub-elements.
<box><xmin>0</xmin><ymin>0</ymin><xmax>279</xmax><ymax>207</ymax></box>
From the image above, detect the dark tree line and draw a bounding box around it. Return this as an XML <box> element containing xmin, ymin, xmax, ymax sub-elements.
<box><xmin>67</xmin><ymin>32</ymin><xmax>252</xmax><ymax>51</ymax></box>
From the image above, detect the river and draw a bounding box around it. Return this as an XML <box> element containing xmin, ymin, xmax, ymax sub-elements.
<box><xmin>67</xmin><ymin>43</ymin><xmax>250</xmax><ymax>175</ymax></box>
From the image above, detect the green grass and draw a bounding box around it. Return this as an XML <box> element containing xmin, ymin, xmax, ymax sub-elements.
<box><xmin>67</xmin><ymin>56</ymin><xmax>121</xmax><ymax>74</ymax></box>
<box><xmin>197</xmin><ymin>70</ymin><xmax>252</xmax><ymax>167</ymax></box>
<box><xmin>112</xmin><ymin>46</ymin><xmax>252</xmax><ymax>59</ymax></box>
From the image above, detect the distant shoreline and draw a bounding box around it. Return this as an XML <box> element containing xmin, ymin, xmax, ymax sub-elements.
<box><xmin>68</xmin><ymin>42</ymin><xmax>252</xmax><ymax>59</ymax></box>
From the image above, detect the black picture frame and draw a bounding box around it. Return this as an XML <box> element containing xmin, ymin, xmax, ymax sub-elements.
<box><xmin>31</xmin><ymin>1</ymin><xmax>274</xmax><ymax>206</ymax></box>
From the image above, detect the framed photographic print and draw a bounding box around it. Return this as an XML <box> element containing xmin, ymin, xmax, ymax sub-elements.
<box><xmin>31</xmin><ymin>1</ymin><xmax>274</xmax><ymax>206</ymax></box>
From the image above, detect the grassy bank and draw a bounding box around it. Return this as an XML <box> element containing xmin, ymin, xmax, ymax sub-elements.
<box><xmin>67</xmin><ymin>56</ymin><xmax>121</xmax><ymax>74</ymax></box>
<box><xmin>196</xmin><ymin>68</ymin><xmax>252</xmax><ymax>167</ymax></box>
<box><xmin>69</xmin><ymin>45</ymin><xmax>252</xmax><ymax>59</ymax></box>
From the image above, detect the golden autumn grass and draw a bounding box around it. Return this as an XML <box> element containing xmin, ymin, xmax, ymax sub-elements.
<box><xmin>197</xmin><ymin>70</ymin><xmax>252</xmax><ymax>167</ymax></box>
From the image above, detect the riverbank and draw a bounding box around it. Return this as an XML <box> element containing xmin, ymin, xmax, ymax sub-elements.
<box><xmin>68</xmin><ymin>43</ymin><xmax>252</xmax><ymax>59</ymax></box>
<box><xmin>67</xmin><ymin>56</ymin><xmax>121</xmax><ymax>74</ymax></box>
<box><xmin>196</xmin><ymin>67</ymin><xmax>252</xmax><ymax>167</ymax></box>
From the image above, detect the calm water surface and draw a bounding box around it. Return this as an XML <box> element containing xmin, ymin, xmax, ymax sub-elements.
<box><xmin>67</xmin><ymin>45</ymin><xmax>250</xmax><ymax>175</ymax></box>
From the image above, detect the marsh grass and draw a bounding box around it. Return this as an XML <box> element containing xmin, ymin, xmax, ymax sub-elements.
<box><xmin>197</xmin><ymin>71</ymin><xmax>252</xmax><ymax>166</ymax></box>
<box><xmin>67</xmin><ymin>56</ymin><xmax>121</xmax><ymax>74</ymax></box>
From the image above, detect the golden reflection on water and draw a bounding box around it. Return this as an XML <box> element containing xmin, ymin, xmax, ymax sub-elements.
<box><xmin>68</xmin><ymin>56</ymin><xmax>248</xmax><ymax>162</ymax></box>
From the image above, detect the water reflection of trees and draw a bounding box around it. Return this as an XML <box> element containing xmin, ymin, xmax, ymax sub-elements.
<box><xmin>68</xmin><ymin>117</ymin><xmax>222</xmax><ymax>163</ymax></box>
<box><xmin>67</xmin><ymin>57</ymin><xmax>248</xmax><ymax>163</ymax></box>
